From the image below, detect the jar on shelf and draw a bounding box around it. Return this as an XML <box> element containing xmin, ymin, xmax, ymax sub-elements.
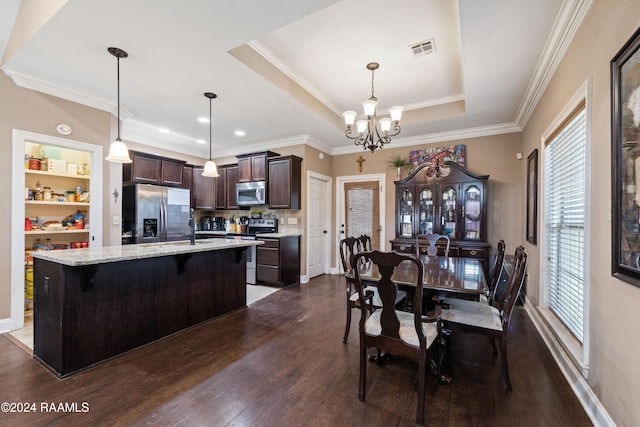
<box><xmin>43</xmin><ymin>187</ymin><xmax>52</xmax><ymax>201</ymax></box>
<box><xmin>34</xmin><ymin>181</ymin><xmax>43</xmax><ymax>201</ymax></box>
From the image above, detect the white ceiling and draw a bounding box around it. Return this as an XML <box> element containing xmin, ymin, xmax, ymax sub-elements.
<box><xmin>0</xmin><ymin>0</ymin><xmax>590</xmax><ymax>160</ymax></box>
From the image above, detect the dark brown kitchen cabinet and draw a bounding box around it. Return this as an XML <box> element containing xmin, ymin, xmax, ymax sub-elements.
<box><xmin>390</xmin><ymin>161</ymin><xmax>490</xmax><ymax>263</ymax></box>
<box><xmin>237</xmin><ymin>151</ymin><xmax>279</xmax><ymax>182</ymax></box>
<box><xmin>214</xmin><ymin>165</ymin><xmax>239</xmax><ymax>210</ymax></box>
<box><xmin>225</xmin><ymin>165</ymin><xmax>239</xmax><ymax>210</ymax></box>
<box><xmin>123</xmin><ymin>151</ymin><xmax>186</xmax><ymax>187</ymax></box>
<box><xmin>181</xmin><ymin>165</ymin><xmax>192</xmax><ymax>191</ymax></box>
<box><xmin>191</xmin><ymin>166</ymin><xmax>215</xmax><ymax>210</ymax></box>
<box><xmin>256</xmin><ymin>235</ymin><xmax>300</xmax><ymax>286</ymax></box>
<box><xmin>215</xmin><ymin>166</ymin><xmax>227</xmax><ymax>210</ymax></box>
<box><xmin>160</xmin><ymin>159</ymin><xmax>184</xmax><ymax>186</ymax></box>
<box><xmin>268</xmin><ymin>155</ymin><xmax>302</xmax><ymax>209</ymax></box>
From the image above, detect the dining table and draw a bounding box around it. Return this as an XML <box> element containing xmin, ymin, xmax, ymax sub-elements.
<box><xmin>347</xmin><ymin>255</ymin><xmax>488</xmax><ymax>306</ymax></box>
<box><xmin>346</xmin><ymin>254</ymin><xmax>487</xmax><ymax>385</ymax></box>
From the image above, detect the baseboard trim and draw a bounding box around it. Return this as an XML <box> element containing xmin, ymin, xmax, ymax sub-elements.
<box><xmin>0</xmin><ymin>317</ymin><xmax>12</xmax><ymax>334</ymax></box>
<box><xmin>523</xmin><ymin>299</ymin><xmax>615</xmax><ymax>427</ymax></box>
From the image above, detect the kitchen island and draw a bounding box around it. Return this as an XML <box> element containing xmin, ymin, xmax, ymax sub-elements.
<box><xmin>31</xmin><ymin>239</ymin><xmax>262</xmax><ymax>377</ymax></box>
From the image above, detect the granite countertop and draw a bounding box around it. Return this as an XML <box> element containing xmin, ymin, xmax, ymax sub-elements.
<box><xmin>31</xmin><ymin>239</ymin><xmax>263</xmax><ymax>267</ymax></box>
<box><xmin>194</xmin><ymin>231</ymin><xmax>301</xmax><ymax>238</ymax></box>
<box><xmin>255</xmin><ymin>233</ymin><xmax>301</xmax><ymax>238</ymax></box>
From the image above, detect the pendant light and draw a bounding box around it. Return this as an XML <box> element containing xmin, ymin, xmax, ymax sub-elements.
<box><xmin>105</xmin><ymin>47</ymin><xmax>132</xmax><ymax>163</ymax></box>
<box><xmin>202</xmin><ymin>92</ymin><xmax>219</xmax><ymax>177</ymax></box>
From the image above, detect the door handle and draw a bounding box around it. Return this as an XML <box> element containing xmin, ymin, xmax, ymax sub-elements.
<box><xmin>323</xmin><ymin>230</ymin><xmax>328</xmax><ymax>234</ymax></box>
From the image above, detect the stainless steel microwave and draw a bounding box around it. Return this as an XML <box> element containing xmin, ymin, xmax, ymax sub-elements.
<box><xmin>236</xmin><ymin>181</ymin><xmax>266</xmax><ymax>206</ymax></box>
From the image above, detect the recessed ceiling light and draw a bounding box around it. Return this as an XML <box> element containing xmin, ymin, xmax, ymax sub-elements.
<box><xmin>235</xmin><ymin>130</ymin><xmax>246</xmax><ymax>137</ymax></box>
<box><xmin>196</xmin><ymin>139</ymin><xmax>206</xmax><ymax>144</ymax></box>
<box><xmin>158</xmin><ymin>128</ymin><xmax>170</xmax><ymax>134</ymax></box>
<box><xmin>198</xmin><ymin>117</ymin><xmax>209</xmax><ymax>123</ymax></box>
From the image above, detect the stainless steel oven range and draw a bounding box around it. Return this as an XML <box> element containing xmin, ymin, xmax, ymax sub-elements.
<box><xmin>226</xmin><ymin>218</ymin><xmax>278</xmax><ymax>285</ymax></box>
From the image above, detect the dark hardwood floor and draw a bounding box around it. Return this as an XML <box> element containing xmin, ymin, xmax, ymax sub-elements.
<box><xmin>0</xmin><ymin>274</ymin><xmax>592</xmax><ymax>426</ymax></box>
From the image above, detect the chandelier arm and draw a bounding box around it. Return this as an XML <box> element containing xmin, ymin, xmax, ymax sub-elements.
<box><xmin>345</xmin><ymin>127</ymin><xmax>360</xmax><ymax>141</ymax></box>
<box><xmin>386</xmin><ymin>123</ymin><xmax>402</xmax><ymax>138</ymax></box>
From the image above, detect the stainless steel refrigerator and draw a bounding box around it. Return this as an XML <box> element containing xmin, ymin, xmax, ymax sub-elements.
<box><xmin>122</xmin><ymin>184</ymin><xmax>191</xmax><ymax>244</ymax></box>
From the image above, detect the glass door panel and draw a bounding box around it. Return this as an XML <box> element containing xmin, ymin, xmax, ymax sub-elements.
<box><xmin>418</xmin><ymin>187</ymin><xmax>434</xmax><ymax>234</ymax></box>
<box><xmin>441</xmin><ymin>186</ymin><xmax>456</xmax><ymax>238</ymax></box>
<box><xmin>463</xmin><ymin>185</ymin><xmax>482</xmax><ymax>239</ymax></box>
<box><xmin>399</xmin><ymin>188</ymin><xmax>413</xmax><ymax>236</ymax></box>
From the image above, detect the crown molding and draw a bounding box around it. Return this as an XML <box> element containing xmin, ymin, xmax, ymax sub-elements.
<box><xmin>1</xmin><ymin>66</ymin><xmax>132</xmax><ymax>119</ymax></box>
<box><xmin>329</xmin><ymin>122</ymin><xmax>521</xmax><ymax>156</ymax></box>
<box><xmin>513</xmin><ymin>0</ymin><xmax>594</xmax><ymax>129</ymax></box>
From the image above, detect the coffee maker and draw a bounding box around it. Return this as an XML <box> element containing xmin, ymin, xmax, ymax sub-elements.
<box><xmin>210</xmin><ymin>216</ymin><xmax>224</xmax><ymax>231</ymax></box>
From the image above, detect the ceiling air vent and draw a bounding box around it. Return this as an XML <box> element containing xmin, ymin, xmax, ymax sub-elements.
<box><xmin>410</xmin><ymin>38</ymin><xmax>436</xmax><ymax>56</ymax></box>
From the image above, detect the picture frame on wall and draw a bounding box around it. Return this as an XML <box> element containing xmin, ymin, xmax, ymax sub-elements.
<box><xmin>526</xmin><ymin>149</ymin><xmax>538</xmax><ymax>244</ymax></box>
<box><xmin>611</xmin><ymin>25</ymin><xmax>640</xmax><ymax>287</ymax></box>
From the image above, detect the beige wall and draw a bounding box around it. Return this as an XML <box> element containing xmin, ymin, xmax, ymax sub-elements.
<box><xmin>1</xmin><ymin>72</ymin><xmax>113</xmax><ymax>318</ymax></box>
<box><xmin>331</xmin><ymin>133</ymin><xmax>523</xmax><ymax>265</ymax></box>
<box><xmin>521</xmin><ymin>0</ymin><xmax>640</xmax><ymax>424</ymax></box>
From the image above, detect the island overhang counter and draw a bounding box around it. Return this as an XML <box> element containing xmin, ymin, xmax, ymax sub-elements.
<box><xmin>31</xmin><ymin>239</ymin><xmax>263</xmax><ymax>377</ymax></box>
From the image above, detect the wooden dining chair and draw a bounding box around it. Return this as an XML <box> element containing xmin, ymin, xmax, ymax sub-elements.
<box><xmin>339</xmin><ymin>236</ymin><xmax>380</xmax><ymax>343</ymax></box>
<box><xmin>353</xmin><ymin>250</ymin><xmax>448</xmax><ymax>425</ymax></box>
<box><xmin>480</xmin><ymin>239</ymin><xmax>506</xmax><ymax>303</ymax></box>
<box><xmin>416</xmin><ymin>233</ymin><xmax>450</xmax><ymax>257</ymax></box>
<box><xmin>439</xmin><ymin>246</ymin><xmax>527</xmax><ymax>391</ymax></box>
<box><xmin>357</xmin><ymin>234</ymin><xmax>372</xmax><ymax>252</ymax></box>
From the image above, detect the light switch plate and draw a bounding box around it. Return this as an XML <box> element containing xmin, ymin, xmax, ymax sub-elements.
<box><xmin>287</xmin><ymin>217</ymin><xmax>297</xmax><ymax>225</ymax></box>
<box><xmin>112</xmin><ymin>215</ymin><xmax>121</xmax><ymax>226</ymax></box>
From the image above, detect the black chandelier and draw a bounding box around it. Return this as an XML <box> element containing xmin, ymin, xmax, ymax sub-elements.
<box><xmin>343</xmin><ymin>62</ymin><xmax>403</xmax><ymax>153</ymax></box>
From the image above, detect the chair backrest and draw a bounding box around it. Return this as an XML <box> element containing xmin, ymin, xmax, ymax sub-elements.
<box><xmin>492</xmin><ymin>245</ymin><xmax>525</xmax><ymax>311</ymax></box>
<box><xmin>499</xmin><ymin>246</ymin><xmax>527</xmax><ymax>328</ymax></box>
<box><xmin>353</xmin><ymin>250</ymin><xmax>426</xmax><ymax>343</ymax></box>
<box><xmin>358</xmin><ymin>234</ymin><xmax>373</xmax><ymax>252</ymax></box>
<box><xmin>416</xmin><ymin>233</ymin><xmax>450</xmax><ymax>257</ymax></box>
<box><xmin>487</xmin><ymin>239</ymin><xmax>506</xmax><ymax>294</ymax></box>
<box><xmin>339</xmin><ymin>236</ymin><xmax>360</xmax><ymax>273</ymax></box>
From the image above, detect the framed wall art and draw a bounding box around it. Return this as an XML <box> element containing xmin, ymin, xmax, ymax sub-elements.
<box><xmin>526</xmin><ymin>149</ymin><xmax>538</xmax><ymax>245</ymax></box>
<box><xmin>612</xmin><ymin>25</ymin><xmax>640</xmax><ymax>287</ymax></box>
<box><xmin>408</xmin><ymin>144</ymin><xmax>465</xmax><ymax>173</ymax></box>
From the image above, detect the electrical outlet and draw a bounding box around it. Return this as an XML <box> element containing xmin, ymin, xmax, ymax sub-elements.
<box><xmin>280</xmin><ymin>217</ymin><xmax>285</xmax><ymax>225</ymax></box>
<box><xmin>112</xmin><ymin>215</ymin><xmax>121</xmax><ymax>226</ymax></box>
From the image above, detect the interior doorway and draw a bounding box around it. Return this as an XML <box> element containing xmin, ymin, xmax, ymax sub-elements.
<box><xmin>306</xmin><ymin>171</ymin><xmax>332</xmax><ymax>279</ymax></box>
<box><xmin>336</xmin><ymin>174</ymin><xmax>386</xmax><ymax>269</ymax></box>
<box><xmin>10</xmin><ymin>130</ymin><xmax>103</xmax><ymax>332</ymax></box>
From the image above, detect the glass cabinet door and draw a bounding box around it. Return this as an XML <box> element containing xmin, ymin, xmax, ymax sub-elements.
<box><xmin>463</xmin><ymin>184</ymin><xmax>483</xmax><ymax>240</ymax></box>
<box><xmin>441</xmin><ymin>186</ymin><xmax>457</xmax><ymax>238</ymax></box>
<box><xmin>418</xmin><ymin>187</ymin><xmax>434</xmax><ymax>234</ymax></box>
<box><xmin>399</xmin><ymin>188</ymin><xmax>414</xmax><ymax>237</ymax></box>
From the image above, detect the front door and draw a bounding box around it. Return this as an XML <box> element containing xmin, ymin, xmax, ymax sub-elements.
<box><xmin>337</xmin><ymin>174</ymin><xmax>385</xmax><ymax>256</ymax></box>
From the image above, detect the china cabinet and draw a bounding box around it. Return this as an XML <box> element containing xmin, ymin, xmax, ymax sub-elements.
<box><xmin>390</xmin><ymin>161</ymin><xmax>490</xmax><ymax>262</ymax></box>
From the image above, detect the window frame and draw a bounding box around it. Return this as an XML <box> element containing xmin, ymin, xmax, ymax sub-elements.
<box><xmin>538</xmin><ymin>80</ymin><xmax>591</xmax><ymax>377</ymax></box>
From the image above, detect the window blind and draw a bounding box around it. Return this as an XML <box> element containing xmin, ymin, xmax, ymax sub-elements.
<box><xmin>543</xmin><ymin>107</ymin><xmax>586</xmax><ymax>342</ymax></box>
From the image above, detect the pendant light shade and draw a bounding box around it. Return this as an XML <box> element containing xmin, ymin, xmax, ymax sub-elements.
<box><xmin>105</xmin><ymin>139</ymin><xmax>131</xmax><ymax>163</ymax></box>
<box><xmin>201</xmin><ymin>92</ymin><xmax>219</xmax><ymax>177</ymax></box>
<box><xmin>105</xmin><ymin>47</ymin><xmax>132</xmax><ymax>163</ymax></box>
<box><xmin>202</xmin><ymin>159</ymin><xmax>218</xmax><ymax>177</ymax></box>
